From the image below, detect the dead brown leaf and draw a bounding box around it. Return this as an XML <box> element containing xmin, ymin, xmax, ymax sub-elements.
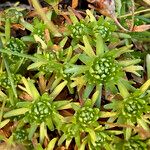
<box><xmin>0</xmin><ymin>143</ymin><xmax>26</xmax><ymax>150</ymax></box>
<box><xmin>133</xmin><ymin>24</ymin><xmax>150</xmax><ymax>32</ymax></box>
<box><xmin>27</xmin><ymin>7</ymin><xmax>49</xmax><ymax>18</ymax></box>
<box><xmin>72</xmin><ymin>0</ymin><xmax>78</xmax><ymax>9</ymax></box>
<box><xmin>19</xmin><ymin>92</ymin><xmax>33</xmax><ymax>101</ymax></box>
<box><xmin>11</xmin><ymin>24</ymin><xmax>25</xmax><ymax>30</ymax></box>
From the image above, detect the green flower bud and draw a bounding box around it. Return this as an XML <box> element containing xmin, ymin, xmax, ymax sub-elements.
<box><xmin>6</xmin><ymin>37</ymin><xmax>26</xmax><ymax>53</ymax></box>
<box><xmin>27</xmin><ymin>100</ymin><xmax>52</xmax><ymax>123</ymax></box>
<box><xmin>122</xmin><ymin>95</ymin><xmax>147</xmax><ymax>120</ymax></box>
<box><xmin>14</xmin><ymin>129</ymin><xmax>27</xmax><ymax>142</ymax></box>
<box><xmin>65</xmin><ymin>125</ymin><xmax>77</xmax><ymax>139</ymax></box>
<box><xmin>94</xmin><ymin>21</ymin><xmax>116</xmax><ymax>41</ymax></box>
<box><xmin>76</xmin><ymin>106</ymin><xmax>100</xmax><ymax>127</ymax></box>
<box><xmin>32</xmin><ymin>19</ymin><xmax>46</xmax><ymax>40</ymax></box>
<box><xmin>124</xmin><ymin>139</ymin><xmax>147</xmax><ymax>150</ymax></box>
<box><xmin>86</xmin><ymin>56</ymin><xmax>122</xmax><ymax>84</ymax></box>
<box><xmin>0</xmin><ymin>73</ymin><xmax>22</xmax><ymax>89</ymax></box>
<box><xmin>90</xmin><ymin>131</ymin><xmax>112</xmax><ymax>149</ymax></box>
<box><xmin>69</xmin><ymin>22</ymin><xmax>89</xmax><ymax>39</ymax></box>
<box><xmin>4</xmin><ymin>9</ymin><xmax>23</xmax><ymax>23</ymax></box>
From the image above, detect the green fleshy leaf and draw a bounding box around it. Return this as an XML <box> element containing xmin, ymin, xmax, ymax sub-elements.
<box><xmin>50</xmin><ymin>80</ymin><xmax>67</xmax><ymax>99</ymax></box>
<box><xmin>59</xmin><ymin>37</ymin><xmax>68</xmax><ymax>48</ymax></box>
<box><xmin>86</xmin><ymin>128</ymin><xmax>96</xmax><ymax>144</ymax></box>
<box><xmin>35</xmin><ymin>144</ymin><xmax>43</xmax><ymax>150</ymax></box>
<box><xmin>96</xmin><ymin>35</ymin><xmax>104</xmax><ymax>56</ymax></box>
<box><xmin>75</xmin><ymin>134</ymin><xmax>81</xmax><ymax>147</ymax></box>
<box><xmin>117</xmin><ymin>80</ymin><xmax>130</xmax><ymax>98</ymax></box>
<box><xmin>53</xmin><ymin>100</ymin><xmax>73</xmax><ymax>110</ymax></box>
<box><xmin>137</xmin><ymin>118</ymin><xmax>150</xmax><ymax>131</ymax></box>
<box><xmin>21</xmin><ymin>77</ymin><xmax>40</xmax><ymax>100</ymax></box>
<box><xmin>118</xmin><ymin>59</ymin><xmax>141</xmax><ymax>67</ymax></box>
<box><xmin>86</xmin><ymin>9</ymin><xmax>97</xmax><ymax>22</ymax></box>
<box><xmin>79</xmin><ymin>54</ymin><xmax>93</xmax><ymax>65</ymax></box>
<box><xmin>27</xmin><ymin>61</ymin><xmax>47</xmax><ymax>70</ymax></box>
<box><xmin>123</xmin><ymin>65</ymin><xmax>143</xmax><ymax>76</ymax></box>
<box><xmin>58</xmin><ymin>134</ymin><xmax>66</xmax><ymax>146</ymax></box>
<box><xmin>78</xmin><ymin>36</ymin><xmax>95</xmax><ymax>57</ymax></box>
<box><xmin>68</xmin><ymin>9</ymin><xmax>79</xmax><ymax>24</ymax></box>
<box><xmin>40</xmin><ymin>122</ymin><xmax>47</xmax><ymax>144</ymax></box>
<box><xmin>146</xmin><ymin>54</ymin><xmax>150</xmax><ymax>79</ymax></box>
<box><xmin>110</xmin><ymin>45</ymin><xmax>133</xmax><ymax>58</ymax></box>
<box><xmin>3</xmin><ymin>108</ymin><xmax>29</xmax><ymax>118</ymax></box>
<box><xmin>83</xmin><ymin>84</ymin><xmax>95</xmax><ymax>100</ymax></box>
<box><xmin>28</xmin><ymin>123</ymin><xmax>38</xmax><ymax>140</ymax></box>
<box><xmin>47</xmin><ymin>137</ymin><xmax>58</xmax><ymax>150</ymax></box>
<box><xmin>5</xmin><ymin>19</ymin><xmax>10</xmax><ymax>42</ymax></box>
<box><xmin>64</xmin><ymin>65</ymin><xmax>88</xmax><ymax>75</ymax></box>
<box><xmin>100</xmin><ymin>111</ymin><xmax>117</xmax><ymax>118</ymax></box>
<box><xmin>124</xmin><ymin>120</ymin><xmax>132</xmax><ymax>140</ymax></box>
<box><xmin>46</xmin><ymin>118</ymin><xmax>54</xmax><ymax>131</ymax></box>
<box><xmin>140</xmin><ymin>79</ymin><xmax>150</xmax><ymax>93</ymax></box>
<box><xmin>0</xmin><ymin>119</ymin><xmax>10</xmax><ymax>128</ymax></box>
<box><xmin>65</xmin><ymin>139</ymin><xmax>72</xmax><ymax>149</ymax></box>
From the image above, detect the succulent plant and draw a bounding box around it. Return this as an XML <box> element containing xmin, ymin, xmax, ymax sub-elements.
<box><xmin>58</xmin><ymin>100</ymin><xmax>101</xmax><ymax>147</ymax></box>
<box><xmin>104</xmin><ymin>79</ymin><xmax>150</xmax><ymax>141</ymax></box>
<box><xmin>27</xmin><ymin>98</ymin><xmax>53</xmax><ymax>124</ymax></box>
<box><xmin>75</xmin><ymin>106</ymin><xmax>100</xmax><ymax>127</ymax></box>
<box><xmin>32</xmin><ymin>18</ymin><xmax>46</xmax><ymax>40</ymax></box>
<box><xmin>89</xmin><ymin>131</ymin><xmax>113</xmax><ymax>150</ymax></box>
<box><xmin>122</xmin><ymin>91</ymin><xmax>148</xmax><ymax>121</ymax></box>
<box><xmin>93</xmin><ymin>20</ymin><xmax>116</xmax><ymax>41</ymax></box>
<box><xmin>13</xmin><ymin>129</ymin><xmax>27</xmax><ymax>142</ymax></box>
<box><xmin>65</xmin><ymin>35</ymin><xmax>142</xmax><ymax>92</ymax></box>
<box><xmin>3</xmin><ymin>9</ymin><xmax>23</xmax><ymax>23</ymax></box>
<box><xmin>68</xmin><ymin>10</ymin><xmax>116</xmax><ymax>42</ymax></box>
<box><xmin>5</xmin><ymin>37</ymin><xmax>26</xmax><ymax>53</ymax></box>
<box><xmin>24</xmin><ymin>92</ymin><xmax>67</xmax><ymax>127</ymax></box>
<box><xmin>115</xmin><ymin>137</ymin><xmax>148</xmax><ymax>150</ymax></box>
<box><xmin>0</xmin><ymin>1</ymin><xmax>149</xmax><ymax>150</ymax></box>
<box><xmin>69</xmin><ymin>21</ymin><xmax>91</xmax><ymax>40</ymax></box>
<box><xmin>86</xmin><ymin>55</ymin><xmax>122</xmax><ymax>84</ymax></box>
<box><xmin>107</xmin><ymin>89</ymin><xmax>149</xmax><ymax>123</ymax></box>
<box><xmin>63</xmin><ymin>123</ymin><xmax>79</xmax><ymax>140</ymax></box>
<box><xmin>123</xmin><ymin>139</ymin><xmax>148</xmax><ymax>150</ymax></box>
<box><xmin>0</xmin><ymin>72</ymin><xmax>22</xmax><ymax>89</ymax></box>
<box><xmin>4</xmin><ymin>37</ymin><xmax>26</xmax><ymax>63</ymax></box>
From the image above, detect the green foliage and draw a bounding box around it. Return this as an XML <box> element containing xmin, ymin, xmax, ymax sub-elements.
<box><xmin>3</xmin><ymin>9</ymin><xmax>23</xmax><ymax>23</ymax></box>
<box><xmin>0</xmin><ymin>0</ymin><xmax>149</xmax><ymax>149</ymax></box>
<box><xmin>0</xmin><ymin>72</ymin><xmax>22</xmax><ymax>89</ymax></box>
<box><xmin>26</xmin><ymin>93</ymin><xmax>53</xmax><ymax>124</ymax></box>
<box><xmin>115</xmin><ymin>137</ymin><xmax>148</xmax><ymax>150</ymax></box>
<box><xmin>13</xmin><ymin>128</ymin><xmax>27</xmax><ymax>142</ymax></box>
<box><xmin>88</xmin><ymin>131</ymin><xmax>113</xmax><ymax>150</ymax></box>
<box><xmin>76</xmin><ymin>106</ymin><xmax>99</xmax><ymax>127</ymax></box>
<box><xmin>32</xmin><ymin>18</ymin><xmax>46</xmax><ymax>40</ymax></box>
<box><xmin>68</xmin><ymin>11</ymin><xmax>116</xmax><ymax>43</ymax></box>
<box><xmin>86</xmin><ymin>55</ymin><xmax>122</xmax><ymax>84</ymax></box>
<box><xmin>5</xmin><ymin>37</ymin><xmax>26</xmax><ymax>54</ymax></box>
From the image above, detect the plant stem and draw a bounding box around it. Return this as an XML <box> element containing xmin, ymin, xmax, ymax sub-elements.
<box><xmin>130</xmin><ymin>0</ymin><xmax>135</xmax><ymax>31</ymax></box>
<box><xmin>30</xmin><ymin>0</ymin><xmax>61</xmax><ymax>37</ymax></box>
<box><xmin>119</xmin><ymin>8</ymin><xmax>150</xmax><ymax>18</ymax></box>
<box><xmin>3</xmin><ymin>56</ymin><xmax>17</xmax><ymax>99</ymax></box>
<box><xmin>0</xmin><ymin>99</ymin><xmax>6</xmax><ymax>122</ymax></box>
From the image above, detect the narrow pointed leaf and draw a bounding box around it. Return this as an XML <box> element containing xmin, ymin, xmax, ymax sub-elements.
<box><xmin>47</xmin><ymin>138</ymin><xmax>58</xmax><ymax>150</ymax></box>
<box><xmin>117</xmin><ymin>81</ymin><xmax>129</xmax><ymax>98</ymax></box>
<box><xmin>96</xmin><ymin>35</ymin><xmax>104</xmax><ymax>56</ymax></box>
<box><xmin>50</xmin><ymin>80</ymin><xmax>67</xmax><ymax>99</ymax></box>
<box><xmin>3</xmin><ymin>108</ymin><xmax>29</xmax><ymax>118</ymax></box>
<box><xmin>0</xmin><ymin>119</ymin><xmax>10</xmax><ymax>128</ymax></box>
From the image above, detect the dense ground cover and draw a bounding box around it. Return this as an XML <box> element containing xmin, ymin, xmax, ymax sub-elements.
<box><xmin>0</xmin><ymin>0</ymin><xmax>150</xmax><ymax>149</ymax></box>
